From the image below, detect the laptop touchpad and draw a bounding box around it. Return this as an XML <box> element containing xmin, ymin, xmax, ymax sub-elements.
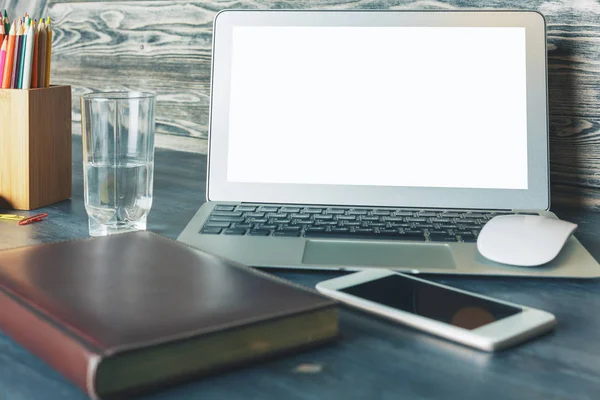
<box><xmin>302</xmin><ymin>240</ymin><xmax>456</xmax><ymax>269</ymax></box>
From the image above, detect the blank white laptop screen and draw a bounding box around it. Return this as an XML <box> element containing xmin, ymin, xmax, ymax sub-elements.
<box><xmin>226</xmin><ymin>26</ymin><xmax>527</xmax><ymax>190</ymax></box>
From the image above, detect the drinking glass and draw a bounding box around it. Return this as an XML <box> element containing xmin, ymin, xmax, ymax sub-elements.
<box><xmin>81</xmin><ymin>92</ymin><xmax>156</xmax><ymax>236</ymax></box>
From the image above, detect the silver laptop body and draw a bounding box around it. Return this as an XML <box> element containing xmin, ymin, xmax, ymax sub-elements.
<box><xmin>178</xmin><ymin>10</ymin><xmax>600</xmax><ymax>278</ymax></box>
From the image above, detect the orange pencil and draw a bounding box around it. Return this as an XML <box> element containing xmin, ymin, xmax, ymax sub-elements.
<box><xmin>31</xmin><ymin>19</ymin><xmax>38</xmax><ymax>88</ymax></box>
<box><xmin>1</xmin><ymin>21</ymin><xmax>15</xmax><ymax>88</ymax></box>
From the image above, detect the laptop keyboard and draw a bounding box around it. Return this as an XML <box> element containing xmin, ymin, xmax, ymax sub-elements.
<box><xmin>200</xmin><ymin>205</ymin><xmax>538</xmax><ymax>242</ymax></box>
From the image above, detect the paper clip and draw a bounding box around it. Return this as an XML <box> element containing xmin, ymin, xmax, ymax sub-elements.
<box><xmin>18</xmin><ymin>213</ymin><xmax>49</xmax><ymax>226</ymax></box>
<box><xmin>0</xmin><ymin>214</ymin><xmax>25</xmax><ymax>221</ymax></box>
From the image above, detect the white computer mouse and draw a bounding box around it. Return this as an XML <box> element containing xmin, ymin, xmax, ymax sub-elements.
<box><xmin>477</xmin><ymin>215</ymin><xmax>577</xmax><ymax>267</ymax></box>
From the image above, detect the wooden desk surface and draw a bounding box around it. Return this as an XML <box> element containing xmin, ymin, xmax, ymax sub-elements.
<box><xmin>2</xmin><ymin>137</ymin><xmax>600</xmax><ymax>400</ymax></box>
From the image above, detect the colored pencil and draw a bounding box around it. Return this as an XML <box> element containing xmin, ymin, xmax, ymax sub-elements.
<box><xmin>44</xmin><ymin>17</ymin><xmax>52</xmax><ymax>87</ymax></box>
<box><xmin>21</xmin><ymin>22</ymin><xmax>34</xmax><ymax>90</ymax></box>
<box><xmin>18</xmin><ymin>20</ymin><xmax>29</xmax><ymax>88</ymax></box>
<box><xmin>0</xmin><ymin>36</ymin><xmax>7</xmax><ymax>85</ymax></box>
<box><xmin>1</xmin><ymin>22</ymin><xmax>15</xmax><ymax>88</ymax></box>
<box><xmin>37</xmin><ymin>21</ymin><xmax>47</xmax><ymax>88</ymax></box>
<box><xmin>2</xmin><ymin>10</ymin><xmax>8</xmax><ymax>34</ymax></box>
<box><xmin>10</xmin><ymin>21</ymin><xmax>23</xmax><ymax>88</ymax></box>
<box><xmin>0</xmin><ymin>13</ymin><xmax>56</xmax><ymax>90</ymax></box>
<box><xmin>31</xmin><ymin>20</ymin><xmax>38</xmax><ymax>89</ymax></box>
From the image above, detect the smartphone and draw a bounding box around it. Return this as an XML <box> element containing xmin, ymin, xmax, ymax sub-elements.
<box><xmin>316</xmin><ymin>269</ymin><xmax>556</xmax><ymax>351</ymax></box>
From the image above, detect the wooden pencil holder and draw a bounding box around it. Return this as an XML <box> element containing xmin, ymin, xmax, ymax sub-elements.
<box><xmin>0</xmin><ymin>85</ymin><xmax>72</xmax><ymax>210</ymax></box>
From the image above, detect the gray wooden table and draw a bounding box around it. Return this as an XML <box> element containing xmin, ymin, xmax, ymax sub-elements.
<box><xmin>2</xmin><ymin>136</ymin><xmax>600</xmax><ymax>400</ymax></box>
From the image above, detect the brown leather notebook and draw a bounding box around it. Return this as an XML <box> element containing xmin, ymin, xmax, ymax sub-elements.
<box><xmin>0</xmin><ymin>232</ymin><xmax>338</xmax><ymax>399</ymax></box>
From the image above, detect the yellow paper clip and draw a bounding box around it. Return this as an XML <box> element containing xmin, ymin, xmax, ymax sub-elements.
<box><xmin>0</xmin><ymin>213</ymin><xmax>49</xmax><ymax>225</ymax></box>
<box><xmin>0</xmin><ymin>214</ymin><xmax>25</xmax><ymax>221</ymax></box>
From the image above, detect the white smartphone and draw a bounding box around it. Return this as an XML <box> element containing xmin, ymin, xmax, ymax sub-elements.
<box><xmin>316</xmin><ymin>269</ymin><xmax>556</xmax><ymax>351</ymax></box>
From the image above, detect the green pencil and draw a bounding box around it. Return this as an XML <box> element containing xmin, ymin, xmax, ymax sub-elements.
<box><xmin>2</xmin><ymin>10</ymin><xmax>8</xmax><ymax>34</ymax></box>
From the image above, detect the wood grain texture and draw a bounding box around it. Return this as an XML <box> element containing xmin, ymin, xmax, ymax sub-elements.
<box><xmin>45</xmin><ymin>0</ymin><xmax>600</xmax><ymax>210</ymax></box>
<box><xmin>0</xmin><ymin>86</ymin><xmax>72</xmax><ymax>210</ymax></box>
<box><xmin>0</xmin><ymin>89</ymin><xmax>30</xmax><ymax>209</ymax></box>
<box><xmin>2</xmin><ymin>136</ymin><xmax>600</xmax><ymax>400</ymax></box>
<box><xmin>0</xmin><ymin>0</ymin><xmax>48</xmax><ymax>22</ymax></box>
<box><xmin>48</xmin><ymin>0</ymin><xmax>214</xmax><ymax>138</ymax></box>
<box><xmin>28</xmin><ymin>85</ymin><xmax>72</xmax><ymax>209</ymax></box>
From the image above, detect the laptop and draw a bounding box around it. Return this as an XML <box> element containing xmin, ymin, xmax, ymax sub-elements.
<box><xmin>178</xmin><ymin>9</ymin><xmax>600</xmax><ymax>278</ymax></box>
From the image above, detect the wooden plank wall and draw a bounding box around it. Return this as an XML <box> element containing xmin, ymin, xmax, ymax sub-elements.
<box><xmin>1</xmin><ymin>0</ymin><xmax>599</xmax><ymax>210</ymax></box>
<box><xmin>1</xmin><ymin>0</ymin><xmax>46</xmax><ymax>21</ymax></box>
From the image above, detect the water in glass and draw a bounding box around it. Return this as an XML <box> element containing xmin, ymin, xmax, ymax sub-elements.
<box><xmin>81</xmin><ymin>92</ymin><xmax>156</xmax><ymax>236</ymax></box>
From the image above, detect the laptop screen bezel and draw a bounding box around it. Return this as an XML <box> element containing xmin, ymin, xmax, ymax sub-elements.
<box><xmin>207</xmin><ymin>10</ymin><xmax>549</xmax><ymax>211</ymax></box>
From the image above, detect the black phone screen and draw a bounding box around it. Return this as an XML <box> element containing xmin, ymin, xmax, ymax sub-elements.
<box><xmin>340</xmin><ymin>274</ymin><xmax>522</xmax><ymax>330</ymax></box>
